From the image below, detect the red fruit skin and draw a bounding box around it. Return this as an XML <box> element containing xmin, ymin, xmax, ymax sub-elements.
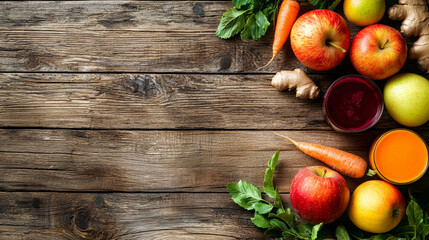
<box><xmin>290</xmin><ymin>166</ymin><xmax>350</xmax><ymax>224</ymax></box>
<box><xmin>350</xmin><ymin>24</ymin><xmax>407</xmax><ymax>80</ymax></box>
<box><xmin>291</xmin><ymin>9</ymin><xmax>350</xmax><ymax>71</ymax></box>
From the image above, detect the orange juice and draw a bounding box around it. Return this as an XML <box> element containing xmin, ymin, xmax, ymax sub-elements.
<box><xmin>369</xmin><ymin>129</ymin><xmax>428</xmax><ymax>185</ymax></box>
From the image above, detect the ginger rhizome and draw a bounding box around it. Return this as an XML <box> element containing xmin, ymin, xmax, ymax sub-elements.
<box><xmin>388</xmin><ymin>0</ymin><xmax>429</xmax><ymax>73</ymax></box>
<box><xmin>271</xmin><ymin>68</ymin><xmax>320</xmax><ymax>100</ymax></box>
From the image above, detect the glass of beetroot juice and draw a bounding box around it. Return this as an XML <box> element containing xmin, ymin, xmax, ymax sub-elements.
<box><xmin>323</xmin><ymin>75</ymin><xmax>384</xmax><ymax>133</ymax></box>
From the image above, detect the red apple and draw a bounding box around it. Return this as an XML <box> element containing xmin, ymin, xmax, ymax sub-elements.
<box><xmin>291</xmin><ymin>9</ymin><xmax>350</xmax><ymax>71</ymax></box>
<box><xmin>290</xmin><ymin>166</ymin><xmax>350</xmax><ymax>224</ymax></box>
<box><xmin>350</xmin><ymin>24</ymin><xmax>407</xmax><ymax>80</ymax></box>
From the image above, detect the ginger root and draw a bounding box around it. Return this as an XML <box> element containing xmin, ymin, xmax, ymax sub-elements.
<box><xmin>271</xmin><ymin>68</ymin><xmax>320</xmax><ymax>100</ymax></box>
<box><xmin>388</xmin><ymin>0</ymin><xmax>429</xmax><ymax>73</ymax></box>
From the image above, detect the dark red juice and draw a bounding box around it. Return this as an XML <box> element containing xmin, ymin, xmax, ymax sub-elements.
<box><xmin>324</xmin><ymin>76</ymin><xmax>383</xmax><ymax>132</ymax></box>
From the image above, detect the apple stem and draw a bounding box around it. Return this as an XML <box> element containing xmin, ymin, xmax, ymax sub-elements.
<box><xmin>322</xmin><ymin>169</ymin><xmax>327</xmax><ymax>177</ymax></box>
<box><xmin>327</xmin><ymin>41</ymin><xmax>346</xmax><ymax>53</ymax></box>
<box><xmin>380</xmin><ymin>39</ymin><xmax>389</xmax><ymax>50</ymax></box>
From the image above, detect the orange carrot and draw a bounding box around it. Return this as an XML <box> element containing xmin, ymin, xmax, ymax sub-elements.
<box><xmin>275</xmin><ymin>132</ymin><xmax>368</xmax><ymax>178</ymax></box>
<box><xmin>262</xmin><ymin>0</ymin><xmax>300</xmax><ymax>68</ymax></box>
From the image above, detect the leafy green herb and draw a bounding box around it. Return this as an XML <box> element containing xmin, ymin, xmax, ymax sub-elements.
<box><xmin>252</xmin><ymin>212</ymin><xmax>272</xmax><ymax>228</ymax></box>
<box><xmin>274</xmin><ymin>187</ymin><xmax>284</xmax><ymax>211</ymax></box>
<box><xmin>226</xmin><ymin>179</ymin><xmax>263</xmax><ymax>210</ymax></box>
<box><xmin>254</xmin><ymin>202</ymin><xmax>274</xmax><ymax>214</ymax></box>
<box><xmin>264</xmin><ymin>150</ymin><xmax>279</xmax><ymax>198</ymax></box>
<box><xmin>232</xmin><ymin>0</ymin><xmax>252</xmax><ymax>9</ymax></box>
<box><xmin>336</xmin><ymin>225</ymin><xmax>352</xmax><ymax>240</ymax></box>
<box><xmin>216</xmin><ymin>0</ymin><xmax>281</xmax><ymax>40</ymax></box>
<box><xmin>308</xmin><ymin>0</ymin><xmax>342</xmax><ymax>10</ymax></box>
<box><xmin>227</xmin><ymin>151</ymin><xmax>325</xmax><ymax>240</ymax></box>
<box><xmin>216</xmin><ymin>8</ymin><xmax>249</xmax><ymax>39</ymax></box>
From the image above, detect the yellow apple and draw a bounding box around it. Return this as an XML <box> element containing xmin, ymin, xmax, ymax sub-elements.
<box><xmin>384</xmin><ymin>73</ymin><xmax>429</xmax><ymax>127</ymax></box>
<box><xmin>348</xmin><ymin>180</ymin><xmax>406</xmax><ymax>233</ymax></box>
<box><xmin>344</xmin><ymin>0</ymin><xmax>385</xmax><ymax>26</ymax></box>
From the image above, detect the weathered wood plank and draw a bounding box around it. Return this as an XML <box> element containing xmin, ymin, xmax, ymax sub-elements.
<box><xmin>0</xmin><ymin>1</ymin><xmax>424</xmax><ymax>73</ymax></box>
<box><xmin>1</xmin><ymin>129</ymin><xmax>428</xmax><ymax>192</ymax></box>
<box><xmin>0</xmin><ymin>73</ymin><xmax>417</xmax><ymax>129</ymax></box>
<box><xmin>0</xmin><ymin>1</ymin><xmax>226</xmax><ymax>32</ymax></box>
<box><xmin>0</xmin><ymin>192</ymin><xmax>278</xmax><ymax>239</ymax></box>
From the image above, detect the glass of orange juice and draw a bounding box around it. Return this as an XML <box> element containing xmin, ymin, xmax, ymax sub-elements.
<box><xmin>369</xmin><ymin>129</ymin><xmax>428</xmax><ymax>185</ymax></box>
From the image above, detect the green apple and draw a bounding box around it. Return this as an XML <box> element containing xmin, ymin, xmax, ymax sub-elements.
<box><xmin>344</xmin><ymin>0</ymin><xmax>385</xmax><ymax>26</ymax></box>
<box><xmin>384</xmin><ymin>73</ymin><xmax>429</xmax><ymax>127</ymax></box>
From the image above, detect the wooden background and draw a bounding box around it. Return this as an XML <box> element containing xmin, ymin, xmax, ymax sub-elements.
<box><xmin>1</xmin><ymin>0</ymin><xmax>428</xmax><ymax>239</ymax></box>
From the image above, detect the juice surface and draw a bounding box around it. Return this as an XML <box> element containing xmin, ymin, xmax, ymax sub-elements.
<box><xmin>374</xmin><ymin>130</ymin><xmax>428</xmax><ymax>184</ymax></box>
<box><xmin>325</xmin><ymin>76</ymin><xmax>382</xmax><ymax>131</ymax></box>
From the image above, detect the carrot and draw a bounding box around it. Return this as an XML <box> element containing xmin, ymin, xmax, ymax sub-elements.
<box><xmin>260</xmin><ymin>0</ymin><xmax>300</xmax><ymax>69</ymax></box>
<box><xmin>275</xmin><ymin>132</ymin><xmax>368</xmax><ymax>178</ymax></box>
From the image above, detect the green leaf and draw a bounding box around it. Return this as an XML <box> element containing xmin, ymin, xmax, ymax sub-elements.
<box><xmin>253</xmin><ymin>202</ymin><xmax>274</xmax><ymax>214</ymax></box>
<box><xmin>279</xmin><ymin>208</ymin><xmax>296</xmax><ymax>228</ymax></box>
<box><xmin>407</xmin><ymin>200</ymin><xmax>424</xmax><ymax>226</ymax></box>
<box><xmin>232</xmin><ymin>0</ymin><xmax>252</xmax><ymax>9</ymax></box>
<box><xmin>311</xmin><ymin>223</ymin><xmax>323</xmax><ymax>240</ymax></box>
<box><xmin>269</xmin><ymin>218</ymin><xmax>288</xmax><ymax>231</ymax></box>
<box><xmin>422</xmin><ymin>224</ymin><xmax>429</xmax><ymax>239</ymax></box>
<box><xmin>406</xmin><ymin>200</ymin><xmax>424</xmax><ymax>239</ymax></box>
<box><xmin>282</xmin><ymin>231</ymin><xmax>297</xmax><ymax>240</ymax></box>
<box><xmin>263</xmin><ymin>151</ymin><xmax>279</xmax><ymax>198</ymax></box>
<box><xmin>336</xmin><ymin>225</ymin><xmax>352</xmax><ymax>240</ymax></box>
<box><xmin>274</xmin><ymin>187</ymin><xmax>284</xmax><ymax>211</ymax></box>
<box><xmin>297</xmin><ymin>223</ymin><xmax>313</xmax><ymax>238</ymax></box>
<box><xmin>240</xmin><ymin>11</ymin><xmax>270</xmax><ymax>40</ymax></box>
<box><xmin>265</xmin><ymin>226</ymin><xmax>283</xmax><ymax>237</ymax></box>
<box><xmin>262</xmin><ymin>6</ymin><xmax>275</xmax><ymax>22</ymax></box>
<box><xmin>386</xmin><ymin>237</ymin><xmax>407</xmax><ymax>240</ymax></box>
<box><xmin>227</xmin><ymin>180</ymin><xmax>262</xmax><ymax>210</ymax></box>
<box><xmin>216</xmin><ymin>8</ymin><xmax>248</xmax><ymax>39</ymax></box>
<box><xmin>251</xmin><ymin>212</ymin><xmax>271</xmax><ymax>229</ymax></box>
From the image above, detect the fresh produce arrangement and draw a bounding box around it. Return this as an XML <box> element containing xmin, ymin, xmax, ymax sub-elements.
<box><xmin>216</xmin><ymin>0</ymin><xmax>429</xmax><ymax>238</ymax></box>
<box><xmin>227</xmin><ymin>152</ymin><xmax>429</xmax><ymax>239</ymax></box>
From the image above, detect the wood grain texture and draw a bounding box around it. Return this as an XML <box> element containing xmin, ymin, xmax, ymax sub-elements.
<box><xmin>0</xmin><ymin>192</ymin><xmax>278</xmax><ymax>239</ymax></box>
<box><xmin>1</xmin><ymin>129</ymin><xmax>428</xmax><ymax>192</ymax></box>
<box><xmin>0</xmin><ymin>1</ymin><xmax>424</xmax><ymax>73</ymax></box>
<box><xmin>0</xmin><ymin>73</ymin><xmax>417</xmax><ymax>129</ymax></box>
